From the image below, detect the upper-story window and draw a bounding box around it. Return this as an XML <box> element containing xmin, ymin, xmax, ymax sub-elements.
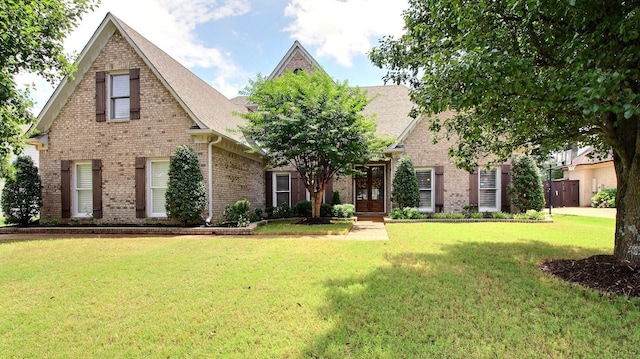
<box><xmin>110</xmin><ymin>74</ymin><xmax>130</xmax><ymax>119</ymax></box>
<box><xmin>96</xmin><ymin>69</ymin><xmax>140</xmax><ymax>122</ymax></box>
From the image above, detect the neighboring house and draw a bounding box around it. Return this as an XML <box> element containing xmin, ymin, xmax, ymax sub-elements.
<box><xmin>561</xmin><ymin>147</ymin><xmax>616</xmax><ymax>207</ymax></box>
<box><xmin>30</xmin><ymin>13</ymin><xmax>513</xmax><ymax>224</ymax></box>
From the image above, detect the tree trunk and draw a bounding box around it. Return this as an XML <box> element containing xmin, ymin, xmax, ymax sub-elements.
<box><xmin>613</xmin><ymin>150</ymin><xmax>640</xmax><ymax>264</ymax></box>
<box><xmin>311</xmin><ymin>189</ymin><xmax>324</xmax><ymax>218</ymax></box>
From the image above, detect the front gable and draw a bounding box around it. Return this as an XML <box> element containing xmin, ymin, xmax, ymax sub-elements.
<box><xmin>268</xmin><ymin>41</ymin><xmax>322</xmax><ymax>79</ymax></box>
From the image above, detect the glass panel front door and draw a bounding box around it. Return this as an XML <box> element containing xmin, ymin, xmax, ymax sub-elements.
<box><xmin>355</xmin><ymin>166</ymin><xmax>385</xmax><ymax>212</ymax></box>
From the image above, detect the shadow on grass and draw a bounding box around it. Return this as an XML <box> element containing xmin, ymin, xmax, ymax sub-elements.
<box><xmin>301</xmin><ymin>241</ymin><xmax>640</xmax><ymax>358</ymax></box>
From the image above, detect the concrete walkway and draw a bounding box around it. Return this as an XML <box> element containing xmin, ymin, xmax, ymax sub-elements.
<box><xmin>345</xmin><ymin>218</ymin><xmax>389</xmax><ymax>240</ymax></box>
<box><xmin>550</xmin><ymin>207</ymin><xmax>616</xmax><ymax>219</ymax></box>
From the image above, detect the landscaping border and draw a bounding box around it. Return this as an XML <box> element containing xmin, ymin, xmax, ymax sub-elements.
<box><xmin>0</xmin><ymin>217</ymin><xmax>358</xmax><ymax>236</ymax></box>
<box><xmin>384</xmin><ymin>218</ymin><xmax>553</xmax><ymax>223</ymax></box>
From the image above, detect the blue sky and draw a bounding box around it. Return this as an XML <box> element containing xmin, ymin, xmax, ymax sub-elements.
<box><xmin>22</xmin><ymin>0</ymin><xmax>408</xmax><ymax>114</ymax></box>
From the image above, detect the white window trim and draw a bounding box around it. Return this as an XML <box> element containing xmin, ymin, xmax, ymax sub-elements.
<box><xmin>478</xmin><ymin>168</ymin><xmax>501</xmax><ymax>212</ymax></box>
<box><xmin>147</xmin><ymin>159</ymin><xmax>170</xmax><ymax>217</ymax></box>
<box><xmin>305</xmin><ymin>187</ymin><xmax>327</xmax><ymax>203</ymax></box>
<box><xmin>108</xmin><ymin>71</ymin><xmax>130</xmax><ymax>121</ymax></box>
<box><xmin>272</xmin><ymin>172</ymin><xmax>291</xmax><ymax>207</ymax></box>
<box><xmin>73</xmin><ymin>162</ymin><xmax>92</xmax><ymax>218</ymax></box>
<box><xmin>416</xmin><ymin>167</ymin><xmax>434</xmax><ymax>212</ymax></box>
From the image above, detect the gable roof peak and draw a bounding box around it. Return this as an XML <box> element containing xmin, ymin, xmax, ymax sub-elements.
<box><xmin>268</xmin><ymin>41</ymin><xmax>322</xmax><ymax>79</ymax></box>
<box><xmin>34</xmin><ymin>12</ymin><xmax>247</xmax><ymax>143</ymax></box>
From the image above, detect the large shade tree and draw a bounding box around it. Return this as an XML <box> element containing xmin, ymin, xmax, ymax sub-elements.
<box><xmin>240</xmin><ymin>70</ymin><xmax>389</xmax><ymax>218</ymax></box>
<box><xmin>0</xmin><ymin>0</ymin><xmax>96</xmax><ymax>175</ymax></box>
<box><xmin>370</xmin><ymin>0</ymin><xmax>640</xmax><ymax>263</ymax></box>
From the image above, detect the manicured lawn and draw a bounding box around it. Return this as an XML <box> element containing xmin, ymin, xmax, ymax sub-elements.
<box><xmin>254</xmin><ymin>219</ymin><xmax>353</xmax><ymax>235</ymax></box>
<box><xmin>1</xmin><ymin>215</ymin><xmax>638</xmax><ymax>358</ymax></box>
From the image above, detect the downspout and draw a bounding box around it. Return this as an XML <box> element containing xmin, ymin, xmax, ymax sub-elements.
<box><xmin>205</xmin><ymin>135</ymin><xmax>223</xmax><ymax>225</ymax></box>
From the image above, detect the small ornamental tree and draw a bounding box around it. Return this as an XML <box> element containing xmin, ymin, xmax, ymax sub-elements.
<box><xmin>392</xmin><ymin>156</ymin><xmax>420</xmax><ymax>208</ymax></box>
<box><xmin>507</xmin><ymin>155</ymin><xmax>546</xmax><ymax>212</ymax></box>
<box><xmin>240</xmin><ymin>70</ymin><xmax>390</xmax><ymax>218</ymax></box>
<box><xmin>1</xmin><ymin>155</ymin><xmax>42</xmax><ymax>225</ymax></box>
<box><xmin>165</xmin><ymin>145</ymin><xmax>206</xmax><ymax>226</ymax></box>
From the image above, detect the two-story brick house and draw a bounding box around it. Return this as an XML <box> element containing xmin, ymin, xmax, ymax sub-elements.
<box><xmin>30</xmin><ymin>13</ymin><xmax>511</xmax><ymax>224</ymax></box>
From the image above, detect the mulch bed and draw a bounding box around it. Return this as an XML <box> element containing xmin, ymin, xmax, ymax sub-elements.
<box><xmin>541</xmin><ymin>255</ymin><xmax>640</xmax><ymax>297</ymax></box>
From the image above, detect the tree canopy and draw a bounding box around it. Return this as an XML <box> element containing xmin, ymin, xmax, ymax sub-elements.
<box><xmin>240</xmin><ymin>70</ymin><xmax>389</xmax><ymax>218</ymax></box>
<box><xmin>0</xmin><ymin>0</ymin><xmax>97</xmax><ymax>174</ymax></box>
<box><xmin>370</xmin><ymin>0</ymin><xmax>640</xmax><ymax>262</ymax></box>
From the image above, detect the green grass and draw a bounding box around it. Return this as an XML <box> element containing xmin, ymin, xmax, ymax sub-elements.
<box><xmin>254</xmin><ymin>219</ymin><xmax>353</xmax><ymax>235</ymax></box>
<box><xmin>1</xmin><ymin>215</ymin><xmax>638</xmax><ymax>358</ymax></box>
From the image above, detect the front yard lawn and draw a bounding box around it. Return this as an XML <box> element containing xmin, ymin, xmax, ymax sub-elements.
<box><xmin>1</xmin><ymin>215</ymin><xmax>638</xmax><ymax>358</ymax></box>
<box><xmin>254</xmin><ymin>219</ymin><xmax>353</xmax><ymax>235</ymax></box>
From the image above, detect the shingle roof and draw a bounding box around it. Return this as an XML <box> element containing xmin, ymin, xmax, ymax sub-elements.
<box><xmin>35</xmin><ymin>13</ymin><xmax>247</xmax><ymax>144</ymax></box>
<box><xmin>231</xmin><ymin>85</ymin><xmax>419</xmax><ymax>148</ymax></box>
<box><xmin>571</xmin><ymin>146</ymin><xmax>614</xmax><ymax>166</ymax></box>
<box><xmin>361</xmin><ymin>85</ymin><xmax>418</xmax><ymax>142</ymax></box>
<box><xmin>111</xmin><ymin>15</ymin><xmax>248</xmax><ymax>142</ymax></box>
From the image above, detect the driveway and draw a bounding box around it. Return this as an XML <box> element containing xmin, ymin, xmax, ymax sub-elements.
<box><xmin>550</xmin><ymin>207</ymin><xmax>616</xmax><ymax>219</ymax></box>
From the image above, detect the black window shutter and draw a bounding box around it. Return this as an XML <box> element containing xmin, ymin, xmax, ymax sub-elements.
<box><xmin>92</xmin><ymin>159</ymin><xmax>103</xmax><ymax>219</ymax></box>
<box><xmin>265</xmin><ymin>171</ymin><xmax>273</xmax><ymax>208</ymax></box>
<box><xmin>129</xmin><ymin>68</ymin><xmax>140</xmax><ymax>119</ymax></box>
<box><xmin>501</xmin><ymin>164</ymin><xmax>512</xmax><ymax>213</ymax></box>
<box><xmin>96</xmin><ymin>71</ymin><xmax>106</xmax><ymax>122</ymax></box>
<box><xmin>135</xmin><ymin>157</ymin><xmax>146</xmax><ymax>218</ymax></box>
<box><xmin>469</xmin><ymin>170</ymin><xmax>478</xmax><ymax>210</ymax></box>
<box><xmin>61</xmin><ymin>160</ymin><xmax>71</xmax><ymax>218</ymax></box>
<box><xmin>435</xmin><ymin>166</ymin><xmax>444</xmax><ymax>212</ymax></box>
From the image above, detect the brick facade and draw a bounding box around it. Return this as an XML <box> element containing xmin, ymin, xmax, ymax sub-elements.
<box><xmin>400</xmin><ymin>111</ymin><xmax>471</xmax><ymax>212</ymax></box>
<box><xmin>39</xmin><ymin>32</ymin><xmax>264</xmax><ymax>224</ymax></box>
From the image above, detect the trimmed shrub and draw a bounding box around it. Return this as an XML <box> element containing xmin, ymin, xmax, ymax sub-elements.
<box><xmin>507</xmin><ymin>154</ymin><xmax>546</xmax><ymax>212</ymax></box>
<box><xmin>513</xmin><ymin>210</ymin><xmax>546</xmax><ymax>220</ymax></box>
<box><xmin>390</xmin><ymin>207</ymin><xmax>425</xmax><ymax>220</ymax></box>
<box><xmin>391</xmin><ymin>157</ymin><xmax>420</xmax><ymax>208</ymax></box>
<box><xmin>591</xmin><ymin>188</ymin><xmax>616</xmax><ymax>208</ymax></box>
<box><xmin>331</xmin><ymin>191</ymin><xmax>341</xmax><ymax>205</ymax></box>
<box><xmin>1</xmin><ymin>156</ymin><xmax>42</xmax><ymax>225</ymax></box>
<box><xmin>321</xmin><ymin>203</ymin><xmax>333</xmax><ymax>217</ymax></box>
<box><xmin>272</xmin><ymin>202</ymin><xmax>292</xmax><ymax>219</ymax></box>
<box><xmin>293</xmin><ymin>200</ymin><xmax>312</xmax><ymax>217</ymax></box>
<box><xmin>165</xmin><ymin>145</ymin><xmax>207</xmax><ymax>225</ymax></box>
<box><xmin>223</xmin><ymin>199</ymin><xmax>251</xmax><ymax>227</ymax></box>
<box><xmin>491</xmin><ymin>211</ymin><xmax>512</xmax><ymax>219</ymax></box>
<box><xmin>332</xmin><ymin>204</ymin><xmax>355</xmax><ymax>218</ymax></box>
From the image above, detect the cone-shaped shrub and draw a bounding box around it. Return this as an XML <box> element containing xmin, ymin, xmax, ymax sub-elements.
<box><xmin>507</xmin><ymin>154</ymin><xmax>546</xmax><ymax>212</ymax></box>
<box><xmin>392</xmin><ymin>156</ymin><xmax>420</xmax><ymax>208</ymax></box>
<box><xmin>165</xmin><ymin>145</ymin><xmax>206</xmax><ymax>225</ymax></box>
<box><xmin>1</xmin><ymin>155</ymin><xmax>42</xmax><ymax>225</ymax></box>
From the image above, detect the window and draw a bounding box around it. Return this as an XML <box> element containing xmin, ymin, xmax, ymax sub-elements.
<box><xmin>74</xmin><ymin>162</ymin><xmax>93</xmax><ymax>217</ymax></box>
<box><xmin>416</xmin><ymin>168</ymin><xmax>434</xmax><ymax>211</ymax></box>
<box><xmin>479</xmin><ymin>168</ymin><xmax>500</xmax><ymax>212</ymax></box>
<box><xmin>148</xmin><ymin>160</ymin><xmax>169</xmax><ymax>217</ymax></box>
<box><xmin>273</xmin><ymin>173</ymin><xmax>290</xmax><ymax>207</ymax></box>
<box><xmin>110</xmin><ymin>73</ymin><xmax>130</xmax><ymax>119</ymax></box>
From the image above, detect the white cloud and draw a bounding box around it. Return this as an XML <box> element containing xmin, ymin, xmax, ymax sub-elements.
<box><xmin>283</xmin><ymin>0</ymin><xmax>407</xmax><ymax>66</ymax></box>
